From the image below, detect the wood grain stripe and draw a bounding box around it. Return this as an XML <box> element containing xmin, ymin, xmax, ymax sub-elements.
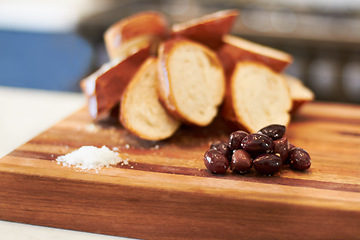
<box><xmin>122</xmin><ymin>162</ymin><xmax>360</xmax><ymax>193</ymax></box>
<box><xmin>8</xmin><ymin>149</ymin><xmax>360</xmax><ymax>193</ymax></box>
<box><xmin>338</xmin><ymin>131</ymin><xmax>360</xmax><ymax>137</ymax></box>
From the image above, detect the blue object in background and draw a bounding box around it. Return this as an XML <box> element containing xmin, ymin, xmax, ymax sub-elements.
<box><xmin>0</xmin><ymin>30</ymin><xmax>93</xmax><ymax>92</ymax></box>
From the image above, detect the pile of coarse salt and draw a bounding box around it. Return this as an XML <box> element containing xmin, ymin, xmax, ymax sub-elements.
<box><xmin>56</xmin><ymin>146</ymin><xmax>128</xmax><ymax>170</ymax></box>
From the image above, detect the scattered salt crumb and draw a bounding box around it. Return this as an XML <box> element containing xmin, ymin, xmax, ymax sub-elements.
<box><xmin>112</xmin><ymin>147</ymin><xmax>119</xmax><ymax>151</ymax></box>
<box><xmin>120</xmin><ymin>159</ymin><xmax>130</xmax><ymax>166</ymax></box>
<box><xmin>124</xmin><ymin>144</ymin><xmax>130</xmax><ymax>149</ymax></box>
<box><xmin>56</xmin><ymin>146</ymin><xmax>128</xmax><ymax>170</ymax></box>
<box><xmin>153</xmin><ymin>145</ymin><xmax>160</xmax><ymax>150</ymax></box>
<box><xmin>85</xmin><ymin>123</ymin><xmax>99</xmax><ymax>133</ymax></box>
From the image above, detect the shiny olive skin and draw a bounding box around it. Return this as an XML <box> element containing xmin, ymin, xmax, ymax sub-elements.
<box><xmin>258</xmin><ymin>124</ymin><xmax>286</xmax><ymax>140</ymax></box>
<box><xmin>273</xmin><ymin>137</ymin><xmax>290</xmax><ymax>164</ymax></box>
<box><xmin>210</xmin><ymin>141</ymin><xmax>231</xmax><ymax>161</ymax></box>
<box><xmin>231</xmin><ymin>149</ymin><xmax>252</xmax><ymax>174</ymax></box>
<box><xmin>241</xmin><ymin>133</ymin><xmax>274</xmax><ymax>156</ymax></box>
<box><xmin>204</xmin><ymin>149</ymin><xmax>229</xmax><ymax>174</ymax></box>
<box><xmin>228</xmin><ymin>131</ymin><xmax>248</xmax><ymax>151</ymax></box>
<box><xmin>253</xmin><ymin>154</ymin><xmax>282</xmax><ymax>175</ymax></box>
<box><xmin>289</xmin><ymin>148</ymin><xmax>311</xmax><ymax>171</ymax></box>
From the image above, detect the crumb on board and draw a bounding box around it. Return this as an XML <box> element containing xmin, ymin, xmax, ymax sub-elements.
<box><xmin>84</xmin><ymin>123</ymin><xmax>99</xmax><ymax>133</ymax></box>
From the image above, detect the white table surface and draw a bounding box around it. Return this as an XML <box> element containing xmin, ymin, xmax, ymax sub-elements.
<box><xmin>0</xmin><ymin>86</ymin><xmax>132</xmax><ymax>240</ymax></box>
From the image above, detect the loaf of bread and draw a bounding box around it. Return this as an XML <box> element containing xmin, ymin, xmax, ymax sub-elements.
<box><xmin>218</xmin><ymin>35</ymin><xmax>293</xmax><ymax>75</ymax></box>
<box><xmin>157</xmin><ymin>38</ymin><xmax>225</xmax><ymax>126</ymax></box>
<box><xmin>120</xmin><ymin>58</ymin><xmax>181</xmax><ymax>140</ymax></box>
<box><xmin>171</xmin><ymin>10</ymin><xmax>239</xmax><ymax>49</ymax></box>
<box><xmin>80</xmin><ymin>10</ymin><xmax>314</xmax><ymax>141</ymax></box>
<box><xmin>80</xmin><ymin>46</ymin><xmax>150</xmax><ymax>120</ymax></box>
<box><xmin>104</xmin><ymin>11</ymin><xmax>168</xmax><ymax>60</ymax></box>
<box><xmin>284</xmin><ymin>74</ymin><xmax>314</xmax><ymax>113</ymax></box>
<box><xmin>222</xmin><ymin>61</ymin><xmax>292</xmax><ymax>133</ymax></box>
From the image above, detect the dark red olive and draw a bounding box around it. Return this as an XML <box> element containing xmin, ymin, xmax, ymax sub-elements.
<box><xmin>289</xmin><ymin>148</ymin><xmax>311</xmax><ymax>171</ymax></box>
<box><xmin>204</xmin><ymin>149</ymin><xmax>229</xmax><ymax>174</ymax></box>
<box><xmin>230</xmin><ymin>149</ymin><xmax>252</xmax><ymax>174</ymax></box>
<box><xmin>273</xmin><ymin>137</ymin><xmax>290</xmax><ymax>164</ymax></box>
<box><xmin>253</xmin><ymin>154</ymin><xmax>282</xmax><ymax>175</ymax></box>
<box><xmin>210</xmin><ymin>141</ymin><xmax>231</xmax><ymax>161</ymax></box>
<box><xmin>241</xmin><ymin>133</ymin><xmax>274</xmax><ymax>156</ymax></box>
<box><xmin>258</xmin><ymin>124</ymin><xmax>286</xmax><ymax>140</ymax></box>
<box><xmin>228</xmin><ymin>131</ymin><xmax>248</xmax><ymax>151</ymax></box>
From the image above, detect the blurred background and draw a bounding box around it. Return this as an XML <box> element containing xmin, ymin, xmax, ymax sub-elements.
<box><xmin>1</xmin><ymin>0</ymin><xmax>360</xmax><ymax>103</ymax></box>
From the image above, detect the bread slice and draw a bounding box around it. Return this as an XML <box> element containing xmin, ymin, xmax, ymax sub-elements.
<box><xmin>218</xmin><ymin>35</ymin><xmax>293</xmax><ymax>75</ymax></box>
<box><xmin>171</xmin><ymin>10</ymin><xmax>239</xmax><ymax>49</ymax></box>
<box><xmin>104</xmin><ymin>11</ymin><xmax>168</xmax><ymax>60</ymax></box>
<box><xmin>284</xmin><ymin>74</ymin><xmax>314</xmax><ymax>113</ymax></box>
<box><xmin>80</xmin><ymin>46</ymin><xmax>150</xmax><ymax>120</ymax></box>
<box><xmin>222</xmin><ymin>61</ymin><xmax>292</xmax><ymax>133</ymax></box>
<box><xmin>157</xmin><ymin>38</ymin><xmax>225</xmax><ymax>126</ymax></box>
<box><xmin>120</xmin><ymin>58</ymin><xmax>181</xmax><ymax>140</ymax></box>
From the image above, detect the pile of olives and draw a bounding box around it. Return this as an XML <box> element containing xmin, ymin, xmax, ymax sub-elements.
<box><xmin>203</xmin><ymin>124</ymin><xmax>311</xmax><ymax>175</ymax></box>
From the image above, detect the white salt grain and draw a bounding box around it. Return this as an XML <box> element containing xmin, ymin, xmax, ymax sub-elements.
<box><xmin>56</xmin><ymin>146</ymin><xmax>125</xmax><ymax>170</ymax></box>
<box><xmin>85</xmin><ymin>123</ymin><xmax>99</xmax><ymax>133</ymax></box>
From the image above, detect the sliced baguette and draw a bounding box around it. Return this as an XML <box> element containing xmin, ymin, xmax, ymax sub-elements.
<box><xmin>120</xmin><ymin>58</ymin><xmax>181</xmax><ymax>140</ymax></box>
<box><xmin>218</xmin><ymin>35</ymin><xmax>293</xmax><ymax>75</ymax></box>
<box><xmin>80</xmin><ymin>46</ymin><xmax>150</xmax><ymax>120</ymax></box>
<box><xmin>284</xmin><ymin>74</ymin><xmax>315</xmax><ymax>113</ymax></box>
<box><xmin>158</xmin><ymin>38</ymin><xmax>225</xmax><ymax>126</ymax></box>
<box><xmin>104</xmin><ymin>11</ymin><xmax>168</xmax><ymax>60</ymax></box>
<box><xmin>222</xmin><ymin>61</ymin><xmax>292</xmax><ymax>133</ymax></box>
<box><xmin>171</xmin><ymin>10</ymin><xmax>239</xmax><ymax>49</ymax></box>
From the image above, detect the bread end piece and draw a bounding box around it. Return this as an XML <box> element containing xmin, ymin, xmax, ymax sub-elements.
<box><xmin>218</xmin><ymin>35</ymin><xmax>293</xmax><ymax>76</ymax></box>
<box><xmin>171</xmin><ymin>10</ymin><xmax>239</xmax><ymax>49</ymax></box>
<box><xmin>104</xmin><ymin>11</ymin><xmax>168</xmax><ymax>60</ymax></box>
<box><xmin>80</xmin><ymin>46</ymin><xmax>150</xmax><ymax>120</ymax></box>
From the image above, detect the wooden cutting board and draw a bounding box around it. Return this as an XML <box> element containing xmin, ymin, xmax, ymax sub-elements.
<box><xmin>0</xmin><ymin>102</ymin><xmax>359</xmax><ymax>240</ymax></box>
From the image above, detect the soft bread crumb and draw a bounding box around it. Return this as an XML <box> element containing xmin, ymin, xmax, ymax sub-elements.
<box><xmin>231</xmin><ymin>62</ymin><xmax>292</xmax><ymax>132</ymax></box>
<box><xmin>284</xmin><ymin>74</ymin><xmax>315</xmax><ymax>113</ymax></box>
<box><xmin>285</xmin><ymin>74</ymin><xmax>314</xmax><ymax>101</ymax></box>
<box><xmin>120</xmin><ymin>58</ymin><xmax>180</xmax><ymax>140</ymax></box>
<box><xmin>164</xmin><ymin>40</ymin><xmax>225</xmax><ymax>126</ymax></box>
